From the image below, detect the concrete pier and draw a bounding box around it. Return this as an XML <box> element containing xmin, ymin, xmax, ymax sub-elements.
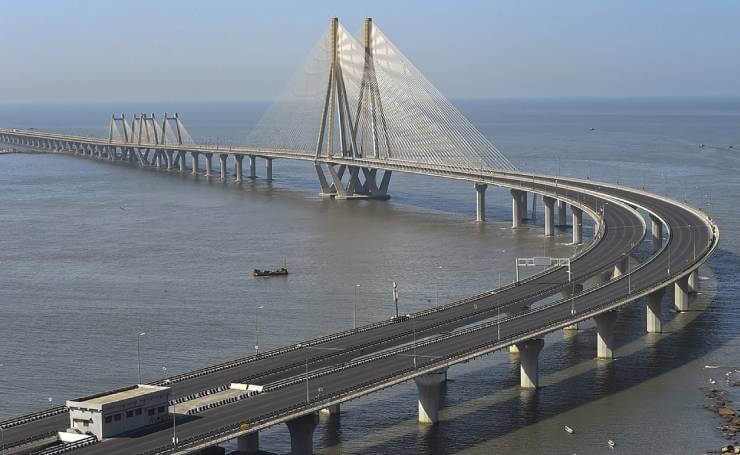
<box><xmin>475</xmin><ymin>183</ymin><xmax>487</xmax><ymax>222</ymax></box>
<box><xmin>613</xmin><ymin>257</ymin><xmax>628</xmax><ymax>278</ymax></box>
<box><xmin>572</xmin><ymin>206</ymin><xmax>583</xmax><ymax>244</ymax></box>
<box><xmin>165</xmin><ymin>150</ymin><xmax>174</xmax><ymax>170</ymax></box>
<box><xmin>650</xmin><ymin>214</ymin><xmax>663</xmax><ymax>252</ymax></box>
<box><xmin>511</xmin><ymin>189</ymin><xmax>524</xmax><ymax>228</ymax></box>
<box><xmin>595</xmin><ymin>311</ymin><xmax>618</xmax><ymax>359</ymax></box>
<box><xmin>558</xmin><ymin>200</ymin><xmax>567</xmax><ymax>226</ymax></box>
<box><xmin>516</xmin><ymin>338</ymin><xmax>544</xmax><ymax>388</ymax></box>
<box><xmin>191</xmin><ymin>152</ymin><xmax>200</xmax><ymax>175</ymax></box>
<box><xmin>521</xmin><ymin>191</ymin><xmax>528</xmax><ymax>219</ymax></box>
<box><xmin>249</xmin><ymin>155</ymin><xmax>256</xmax><ymax>178</ymax></box>
<box><xmin>543</xmin><ymin>196</ymin><xmax>555</xmax><ymax>236</ymax></box>
<box><xmin>265</xmin><ymin>158</ymin><xmax>273</xmax><ymax>181</ymax></box>
<box><xmin>236</xmin><ymin>432</ymin><xmax>259</xmax><ymax>454</ymax></box>
<box><xmin>178</xmin><ymin>151</ymin><xmax>186</xmax><ymax>173</ymax></box>
<box><xmin>219</xmin><ymin>154</ymin><xmax>228</xmax><ymax>180</ymax></box>
<box><xmin>204</xmin><ymin>153</ymin><xmax>213</xmax><ymax>177</ymax></box>
<box><xmin>285</xmin><ymin>413</ymin><xmax>319</xmax><ymax>455</ymax></box>
<box><xmin>414</xmin><ymin>370</ymin><xmax>446</xmax><ymax>424</ymax></box>
<box><xmin>647</xmin><ymin>289</ymin><xmax>665</xmax><ymax>333</ymax></box>
<box><xmin>234</xmin><ymin>155</ymin><xmax>244</xmax><ymax>182</ymax></box>
<box><xmin>675</xmin><ymin>275</ymin><xmax>690</xmax><ymax>312</ymax></box>
<box><xmin>688</xmin><ymin>269</ymin><xmax>698</xmax><ymax>293</ymax></box>
<box><xmin>319</xmin><ymin>404</ymin><xmax>340</xmax><ymax>417</ymax></box>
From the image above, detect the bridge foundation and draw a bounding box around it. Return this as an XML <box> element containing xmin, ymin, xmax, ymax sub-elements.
<box><xmin>249</xmin><ymin>155</ymin><xmax>257</xmax><ymax>178</ymax></box>
<box><xmin>595</xmin><ymin>311</ymin><xmax>618</xmax><ymax>359</ymax></box>
<box><xmin>475</xmin><ymin>183</ymin><xmax>487</xmax><ymax>222</ymax></box>
<box><xmin>204</xmin><ymin>153</ymin><xmax>213</xmax><ymax>177</ymax></box>
<box><xmin>558</xmin><ymin>200</ymin><xmax>567</xmax><ymax>226</ymax></box>
<box><xmin>234</xmin><ymin>155</ymin><xmax>244</xmax><ymax>182</ymax></box>
<box><xmin>285</xmin><ymin>413</ymin><xmax>318</xmax><ymax>455</ymax></box>
<box><xmin>521</xmin><ymin>191</ymin><xmax>528</xmax><ymax>219</ymax></box>
<box><xmin>191</xmin><ymin>152</ymin><xmax>200</xmax><ymax>175</ymax></box>
<box><xmin>414</xmin><ymin>370</ymin><xmax>446</xmax><ymax>424</ymax></box>
<box><xmin>651</xmin><ymin>214</ymin><xmax>663</xmax><ymax>252</ymax></box>
<box><xmin>675</xmin><ymin>275</ymin><xmax>690</xmax><ymax>312</ymax></box>
<box><xmin>613</xmin><ymin>257</ymin><xmax>628</xmax><ymax>279</ymax></box>
<box><xmin>688</xmin><ymin>269</ymin><xmax>698</xmax><ymax>293</ymax></box>
<box><xmin>511</xmin><ymin>189</ymin><xmax>524</xmax><ymax>228</ymax></box>
<box><xmin>236</xmin><ymin>432</ymin><xmax>259</xmax><ymax>454</ymax></box>
<box><xmin>265</xmin><ymin>158</ymin><xmax>273</xmax><ymax>181</ymax></box>
<box><xmin>543</xmin><ymin>196</ymin><xmax>555</xmax><ymax>236</ymax></box>
<box><xmin>572</xmin><ymin>206</ymin><xmax>583</xmax><ymax>244</ymax></box>
<box><xmin>319</xmin><ymin>404</ymin><xmax>340</xmax><ymax>417</ymax></box>
<box><xmin>647</xmin><ymin>288</ymin><xmax>665</xmax><ymax>333</ymax></box>
<box><xmin>517</xmin><ymin>338</ymin><xmax>544</xmax><ymax>388</ymax></box>
<box><xmin>165</xmin><ymin>150</ymin><xmax>174</xmax><ymax>170</ymax></box>
<box><xmin>219</xmin><ymin>154</ymin><xmax>228</xmax><ymax>180</ymax></box>
<box><xmin>178</xmin><ymin>151</ymin><xmax>186</xmax><ymax>173</ymax></box>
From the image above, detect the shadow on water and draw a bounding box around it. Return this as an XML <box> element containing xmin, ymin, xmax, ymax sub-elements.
<box><xmin>316</xmin><ymin>247</ymin><xmax>736</xmax><ymax>454</ymax></box>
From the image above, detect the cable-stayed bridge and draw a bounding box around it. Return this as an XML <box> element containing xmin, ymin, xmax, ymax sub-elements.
<box><xmin>0</xmin><ymin>17</ymin><xmax>719</xmax><ymax>455</ymax></box>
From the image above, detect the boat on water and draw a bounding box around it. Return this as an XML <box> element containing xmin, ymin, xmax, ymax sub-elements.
<box><xmin>253</xmin><ymin>267</ymin><xmax>288</xmax><ymax>277</ymax></box>
<box><xmin>564</xmin><ymin>425</ymin><xmax>574</xmax><ymax>434</ymax></box>
<box><xmin>608</xmin><ymin>439</ymin><xmax>616</xmax><ymax>448</ymax></box>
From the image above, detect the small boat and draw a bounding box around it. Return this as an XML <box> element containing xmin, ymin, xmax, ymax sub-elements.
<box><xmin>564</xmin><ymin>425</ymin><xmax>574</xmax><ymax>434</ymax></box>
<box><xmin>709</xmin><ymin>378</ymin><xmax>717</xmax><ymax>384</ymax></box>
<box><xmin>608</xmin><ymin>439</ymin><xmax>616</xmax><ymax>448</ymax></box>
<box><xmin>253</xmin><ymin>267</ymin><xmax>288</xmax><ymax>277</ymax></box>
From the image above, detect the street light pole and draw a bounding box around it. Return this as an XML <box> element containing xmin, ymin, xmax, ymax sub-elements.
<box><xmin>137</xmin><ymin>332</ymin><xmax>146</xmax><ymax>384</ymax></box>
<box><xmin>171</xmin><ymin>402</ymin><xmax>178</xmax><ymax>447</ymax></box>
<box><xmin>255</xmin><ymin>305</ymin><xmax>264</xmax><ymax>354</ymax></box>
<box><xmin>354</xmin><ymin>284</ymin><xmax>360</xmax><ymax>329</ymax></box>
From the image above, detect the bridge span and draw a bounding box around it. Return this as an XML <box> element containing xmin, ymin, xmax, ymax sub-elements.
<box><xmin>0</xmin><ymin>15</ymin><xmax>719</xmax><ymax>455</ymax></box>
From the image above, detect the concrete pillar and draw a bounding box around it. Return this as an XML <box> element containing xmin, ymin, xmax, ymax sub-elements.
<box><xmin>521</xmin><ymin>191</ymin><xmax>528</xmax><ymax>219</ymax></box>
<box><xmin>558</xmin><ymin>200</ymin><xmax>567</xmax><ymax>226</ymax></box>
<box><xmin>237</xmin><ymin>432</ymin><xmax>259</xmax><ymax>454</ymax></box>
<box><xmin>249</xmin><ymin>155</ymin><xmax>256</xmax><ymax>178</ymax></box>
<box><xmin>613</xmin><ymin>257</ymin><xmax>628</xmax><ymax>279</ymax></box>
<box><xmin>543</xmin><ymin>196</ymin><xmax>555</xmax><ymax>236</ymax></box>
<box><xmin>647</xmin><ymin>289</ymin><xmax>665</xmax><ymax>333</ymax></box>
<box><xmin>165</xmin><ymin>150</ymin><xmax>173</xmax><ymax>170</ymax></box>
<box><xmin>219</xmin><ymin>154</ymin><xmax>228</xmax><ymax>180</ymax></box>
<box><xmin>475</xmin><ymin>183</ymin><xmax>487</xmax><ymax>222</ymax></box>
<box><xmin>517</xmin><ymin>338</ymin><xmax>544</xmax><ymax>388</ymax></box>
<box><xmin>595</xmin><ymin>311</ymin><xmax>618</xmax><ymax>359</ymax></box>
<box><xmin>319</xmin><ymin>404</ymin><xmax>340</xmax><ymax>417</ymax></box>
<box><xmin>675</xmin><ymin>275</ymin><xmax>689</xmax><ymax>312</ymax></box>
<box><xmin>178</xmin><ymin>151</ymin><xmax>186</xmax><ymax>172</ymax></box>
<box><xmin>688</xmin><ymin>269</ymin><xmax>698</xmax><ymax>294</ymax></box>
<box><xmin>650</xmin><ymin>215</ymin><xmax>663</xmax><ymax>253</ymax></box>
<box><xmin>234</xmin><ymin>155</ymin><xmax>243</xmax><ymax>182</ymax></box>
<box><xmin>285</xmin><ymin>413</ymin><xmax>319</xmax><ymax>455</ymax></box>
<box><xmin>414</xmin><ymin>370</ymin><xmax>446</xmax><ymax>424</ymax></box>
<box><xmin>572</xmin><ymin>206</ymin><xmax>583</xmax><ymax>244</ymax></box>
<box><xmin>153</xmin><ymin>150</ymin><xmax>161</xmax><ymax>167</ymax></box>
<box><xmin>265</xmin><ymin>158</ymin><xmax>273</xmax><ymax>181</ymax></box>
<box><xmin>204</xmin><ymin>153</ymin><xmax>213</xmax><ymax>177</ymax></box>
<box><xmin>191</xmin><ymin>152</ymin><xmax>199</xmax><ymax>175</ymax></box>
<box><xmin>511</xmin><ymin>189</ymin><xmax>523</xmax><ymax>228</ymax></box>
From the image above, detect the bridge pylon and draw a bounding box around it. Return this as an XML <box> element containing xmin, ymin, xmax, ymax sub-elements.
<box><xmin>314</xmin><ymin>17</ymin><xmax>392</xmax><ymax>200</ymax></box>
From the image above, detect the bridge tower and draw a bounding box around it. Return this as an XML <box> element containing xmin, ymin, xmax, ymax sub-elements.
<box><xmin>314</xmin><ymin>17</ymin><xmax>392</xmax><ymax>200</ymax></box>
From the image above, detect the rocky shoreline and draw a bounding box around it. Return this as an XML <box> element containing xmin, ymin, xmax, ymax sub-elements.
<box><xmin>703</xmin><ymin>370</ymin><xmax>740</xmax><ymax>454</ymax></box>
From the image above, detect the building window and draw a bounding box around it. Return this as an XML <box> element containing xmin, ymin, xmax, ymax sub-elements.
<box><xmin>157</xmin><ymin>406</ymin><xmax>165</xmax><ymax>414</ymax></box>
<box><xmin>148</xmin><ymin>408</ymin><xmax>155</xmax><ymax>416</ymax></box>
<box><xmin>114</xmin><ymin>414</ymin><xmax>121</xmax><ymax>421</ymax></box>
<box><xmin>126</xmin><ymin>410</ymin><xmax>134</xmax><ymax>418</ymax></box>
<box><xmin>105</xmin><ymin>416</ymin><xmax>112</xmax><ymax>424</ymax></box>
<box><xmin>135</xmin><ymin>408</ymin><xmax>142</xmax><ymax>416</ymax></box>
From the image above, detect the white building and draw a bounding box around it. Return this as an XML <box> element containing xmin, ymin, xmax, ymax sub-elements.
<box><xmin>66</xmin><ymin>384</ymin><xmax>170</xmax><ymax>440</ymax></box>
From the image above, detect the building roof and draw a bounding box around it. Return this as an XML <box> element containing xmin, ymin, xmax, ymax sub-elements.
<box><xmin>70</xmin><ymin>385</ymin><xmax>169</xmax><ymax>407</ymax></box>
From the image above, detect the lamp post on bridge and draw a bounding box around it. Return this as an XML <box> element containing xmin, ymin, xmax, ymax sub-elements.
<box><xmin>354</xmin><ymin>284</ymin><xmax>361</xmax><ymax>329</ymax></box>
<box><xmin>137</xmin><ymin>332</ymin><xmax>146</xmax><ymax>384</ymax></box>
<box><xmin>295</xmin><ymin>344</ymin><xmax>344</xmax><ymax>404</ymax></box>
<box><xmin>255</xmin><ymin>305</ymin><xmax>264</xmax><ymax>354</ymax></box>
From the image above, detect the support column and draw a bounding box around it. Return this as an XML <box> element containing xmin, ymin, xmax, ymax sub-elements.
<box><xmin>285</xmin><ymin>413</ymin><xmax>319</xmax><ymax>455</ymax></box>
<box><xmin>675</xmin><ymin>275</ymin><xmax>689</xmax><ymax>312</ymax></box>
<box><xmin>613</xmin><ymin>257</ymin><xmax>628</xmax><ymax>278</ymax></box>
<box><xmin>178</xmin><ymin>151</ymin><xmax>186</xmax><ymax>172</ymax></box>
<box><xmin>572</xmin><ymin>206</ymin><xmax>583</xmax><ymax>244</ymax></box>
<box><xmin>558</xmin><ymin>200</ymin><xmax>567</xmax><ymax>226</ymax></box>
<box><xmin>647</xmin><ymin>289</ymin><xmax>665</xmax><ymax>333</ymax></box>
<box><xmin>234</xmin><ymin>155</ymin><xmax>243</xmax><ymax>182</ymax></box>
<box><xmin>219</xmin><ymin>154</ymin><xmax>228</xmax><ymax>180</ymax></box>
<box><xmin>511</xmin><ymin>189</ymin><xmax>523</xmax><ymax>228</ymax></box>
<box><xmin>521</xmin><ymin>191</ymin><xmax>528</xmax><ymax>219</ymax></box>
<box><xmin>650</xmin><ymin>214</ymin><xmax>663</xmax><ymax>253</ymax></box>
<box><xmin>249</xmin><ymin>155</ymin><xmax>256</xmax><ymax>178</ymax></box>
<box><xmin>475</xmin><ymin>183</ymin><xmax>487</xmax><ymax>222</ymax></box>
<box><xmin>204</xmin><ymin>153</ymin><xmax>213</xmax><ymax>177</ymax></box>
<box><xmin>191</xmin><ymin>152</ymin><xmax>199</xmax><ymax>175</ymax></box>
<box><xmin>595</xmin><ymin>311</ymin><xmax>618</xmax><ymax>359</ymax></box>
<box><xmin>543</xmin><ymin>196</ymin><xmax>555</xmax><ymax>236</ymax></box>
<box><xmin>320</xmin><ymin>404</ymin><xmax>340</xmax><ymax>417</ymax></box>
<box><xmin>237</xmin><ymin>432</ymin><xmax>259</xmax><ymax>454</ymax></box>
<box><xmin>688</xmin><ymin>269</ymin><xmax>698</xmax><ymax>294</ymax></box>
<box><xmin>165</xmin><ymin>150</ymin><xmax>173</xmax><ymax>170</ymax></box>
<box><xmin>414</xmin><ymin>370</ymin><xmax>446</xmax><ymax>424</ymax></box>
<box><xmin>265</xmin><ymin>158</ymin><xmax>273</xmax><ymax>181</ymax></box>
<box><xmin>517</xmin><ymin>338</ymin><xmax>544</xmax><ymax>388</ymax></box>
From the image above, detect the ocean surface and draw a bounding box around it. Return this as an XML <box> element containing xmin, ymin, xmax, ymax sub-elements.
<box><xmin>0</xmin><ymin>98</ymin><xmax>738</xmax><ymax>454</ymax></box>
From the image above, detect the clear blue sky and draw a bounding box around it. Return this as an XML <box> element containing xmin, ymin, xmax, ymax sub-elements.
<box><xmin>1</xmin><ymin>1</ymin><xmax>738</xmax><ymax>103</ymax></box>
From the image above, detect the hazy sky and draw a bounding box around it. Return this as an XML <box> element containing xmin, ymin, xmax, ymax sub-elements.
<box><xmin>1</xmin><ymin>1</ymin><xmax>739</xmax><ymax>103</ymax></box>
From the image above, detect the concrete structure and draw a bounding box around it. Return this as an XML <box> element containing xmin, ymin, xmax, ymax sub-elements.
<box><xmin>319</xmin><ymin>404</ymin><xmax>340</xmax><ymax>416</ymax></box>
<box><xmin>414</xmin><ymin>370</ymin><xmax>447</xmax><ymax>424</ymax></box>
<box><xmin>516</xmin><ymin>339</ymin><xmax>544</xmax><ymax>388</ymax></box>
<box><xmin>595</xmin><ymin>311</ymin><xmax>618</xmax><ymax>359</ymax></box>
<box><xmin>613</xmin><ymin>257</ymin><xmax>628</xmax><ymax>278</ymax></box>
<box><xmin>219</xmin><ymin>154</ymin><xmax>228</xmax><ymax>180</ymax></box>
<box><xmin>237</xmin><ymin>432</ymin><xmax>259</xmax><ymax>454</ymax></box>
<box><xmin>265</xmin><ymin>158</ymin><xmax>273</xmax><ymax>181</ymax></box>
<box><xmin>558</xmin><ymin>200</ymin><xmax>567</xmax><ymax>226</ymax></box>
<box><xmin>675</xmin><ymin>275</ymin><xmax>690</xmax><ymax>312</ymax></box>
<box><xmin>234</xmin><ymin>155</ymin><xmax>244</xmax><ymax>182</ymax></box>
<box><xmin>285</xmin><ymin>413</ymin><xmax>319</xmax><ymax>455</ymax></box>
<box><xmin>572</xmin><ymin>206</ymin><xmax>583</xmax><ymax>244</ymax></box>
<box><xmin>688</xmin><ymin>269</ymin><xmax>699</xmax><ymax>293</ymax></box>
<box><xmin>647</xmin><ymin>289</ymin><xmax>665</xmax><ymax>333</ymax></box>
<box><xmin>249</xmin><ymin>155</ymin><xmax>257</xmax><ymax>179</ymax></box>
<box><xmin>475</xmin><ymin>183</ymin><xmax>487</xmax><ymax>222</ymax></box>
<box><xmin>543</xmin><ymin>196</ymin><xmax>556</xmax><ymax>236</ymax></box>
<box><xmin>65</xmin><ymin>385</ymin><xmax>170</xmax><ymax>440</ymax></box>
<box><xmin>651</xmin><ymin>214</ymin><xmax>663</xmax><ymax>252</ymax></box>
<box><xmin>511</xmin><ymin>189</ymin><xmax>524</xmax><ymax>228</ymax></box>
